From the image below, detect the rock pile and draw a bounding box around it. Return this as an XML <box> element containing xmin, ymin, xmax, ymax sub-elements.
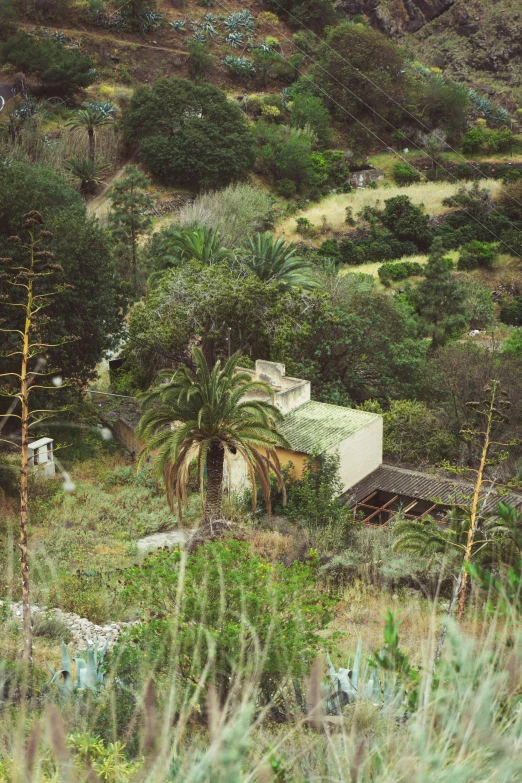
<box><xmin>2</xmin><ymin>602</ymin><xmax>139</xmax><ymax>652</ymax></box>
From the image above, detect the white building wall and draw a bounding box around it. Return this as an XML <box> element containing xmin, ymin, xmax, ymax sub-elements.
<box><xmin>329</xmin><ymin>417</ymin><xmax>383</xmax><ymax>493</ymax></box>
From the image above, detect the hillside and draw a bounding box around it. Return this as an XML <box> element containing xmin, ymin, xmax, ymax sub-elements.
<box><xmin>343</xmin><ymin>0</ymin><xmax>522</xmax><ymax>106</ymax></box>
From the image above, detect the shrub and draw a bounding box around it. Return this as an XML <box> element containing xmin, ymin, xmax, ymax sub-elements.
<box><xmin>457</xmin><ymin>240</ymin><xmax>498</xmax><ymax>270</ymax></box>
<box><xmin>282</xmin><ymin>452</ymin><xmax>349</xmax><ymax>532</ymax></box>
<box><xmin>48</xmin><ymin>574</ymin><xmax>112</xmax><ymax>624</ymax></box>
<box><xmin>295</xmin><ymin>216</ymin><xmax>314</xmax><ymax>235</ymax></box>
<box><xmin>275</xmin><ymin>178</ymin><xmax>297</xmax><ymax>198</ymax></box>
<box><xmin>290</xmin><ymin>93</ymin><xmax>332</xmax><ymax>148</ymax></box>
<box><xmin>261</xmin><ymin>103</ymin><xmax>281</xmax><ymax>121</ymax></box>
<box><xmin>338</xmin><ymin>238</ymin><xmax>362</xmax><ymax>264</ymax></box>
<box><xmin>176</xmin><ymin>182</ymin><xmax>274</xmax><ymax>249</ymax></box>
<box><xmin>381</xmin><ymin>196</ymin><xmax>431</xmax><ymax>249</ymax></box>
<box><xmin>378</xmin><ymin>399</ymin><xmax>456</xmax><ymax>464</ymax></box>
<box><xmin>187</xmin><ymin>41</ymin><xmax>215</xmax><ymax>80</ymax></box>
<box><xmin>1</xmin><ymin>32</ymin><xmax>95</xmax><ymax>97</ymax></box>
<box><xmin>113</xmin><ymin>540</ymin><xmax>335</xmax><ymax>698</ymax></box>
<box><xmin>503</xmin><ymin>329</ymin><xmax>522</xmax><ymax>359</ymax></box>
<box><xmin>33</xmin><ymin>611</ymin><xmax>72</xmax><ymax>642</ymax></box>
<box><xmin>497</xmin><ymin>179</ymin><xmax>522</xmax><ymax>221</ymax></box>
<box><xmin>378</xmin><ymin>261</ymin><xmax>423</xmax><ymax>285</ymax></box>
<box><xmin>292</xmin><ymin>30</ymin><xmax>316</xmax><ymax>55</ymax></box>
<box><xmin>500</xmin><ymin>297</ymin><xmax>522</xmax><ymax>327</ymax></box>
<box><xmin>254</xmin><ymin>121</ymin><xmax>314</xmax><ymax>186</ymax></box>
<box><xmin>392</xmin><ymin>162</ymin><xmax>421</xmax><ymax>185</ymax></box>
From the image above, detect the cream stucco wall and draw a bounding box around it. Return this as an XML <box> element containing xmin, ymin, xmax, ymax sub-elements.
<box><xmin>329</xmin><ymin>416</ymin><xmax>383</xmax><ymax>493</ymax></box>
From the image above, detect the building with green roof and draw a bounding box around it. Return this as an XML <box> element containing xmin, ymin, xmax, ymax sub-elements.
<box><xmin>226</xmin><ymin>361</ymin><xmax>383</xmax><ymax>495</ymax></box>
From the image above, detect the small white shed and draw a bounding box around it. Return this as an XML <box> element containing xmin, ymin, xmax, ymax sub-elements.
<box><xmin>28</xmin><ymin>437</ymin><xmax>55</xmax><ymax>478</ymax></box>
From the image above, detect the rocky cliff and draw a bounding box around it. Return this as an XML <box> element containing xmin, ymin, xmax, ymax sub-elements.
<box><xmin>337</xmin><ymin>0</ymin><xmax>456</xmax><ymax>35</ymax></box>
<box><xmin>337</xmin><ymin>0</ymin><xmax>522</xmax><ymax>105</ymax></box>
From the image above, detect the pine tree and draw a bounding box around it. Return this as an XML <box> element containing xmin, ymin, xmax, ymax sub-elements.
<box><xmin>413</xmin><ymin>239</ymin><xmax>467</xmax><ymax>350</ymax></box>
<box><xmin>108</xmin><ymin>166</ymin><xmax>153</xmax><ymax>291</ymax></box>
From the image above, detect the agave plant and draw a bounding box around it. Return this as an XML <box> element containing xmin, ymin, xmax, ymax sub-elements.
<box><xmin>223</xmin><ymin>56</ymin><xmax>256</xmax><ymax>77</ymax></box>
<box><xmin>224</xmin><ymin>10</ymin><xmax>255</xmax><ymax>31</ymax></box>
<box><xmin>200</xmin><ymin>22</ymin><xmax>218</xmax><ymax>38</ymax></box>
<box><xmin>47</xmin><ymin>640</ymin><xmax>108</xmax><ymax>697</ymax></box>
<box><xmin>326</xmin><ymin>640</ymin><xmax>381</xmax><ymax>713</ymax></box>
<box><xmin>170</xmin><ymin>19</ymin><xmax>186</xmax><ymax>32</ymax></box>
<box><xmin>226</xmin><ymin>32</ymin><xmax>244</xmax><ymax>48</ymax></box>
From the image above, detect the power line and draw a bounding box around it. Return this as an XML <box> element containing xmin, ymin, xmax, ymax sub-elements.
<box><xmin>256</xmin><ymin>0</ymin><xmax>522</xmax><ymax>217</ymax></box>
<box><xmin>217</xmin><ymin>2</ymin><xmax>522</xmax><ymax>258</ymax></box>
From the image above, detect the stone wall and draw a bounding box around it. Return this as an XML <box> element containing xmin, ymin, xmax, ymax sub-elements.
<box><xmin>3</xmin><ymin>601</ymin><xmax>139</xmax><ymax>652</ymax></box>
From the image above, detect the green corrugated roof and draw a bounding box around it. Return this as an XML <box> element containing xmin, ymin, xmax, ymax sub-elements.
<box><xmin>278</xmin><ymin>401</ymin><xmax>381</xmax><ymax>454</ymax></box>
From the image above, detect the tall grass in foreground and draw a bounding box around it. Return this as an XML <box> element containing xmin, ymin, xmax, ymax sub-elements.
<box><xmin>0</xmin><ymin>547</ymin><xmax>521</xmax><ymax>782</ymax></box>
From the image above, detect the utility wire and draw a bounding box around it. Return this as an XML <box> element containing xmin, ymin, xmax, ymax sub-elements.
<box><xmin>216</xmin><ymin>1</ymin><xmax>522</xmax><ymax>259</ymax></box>
<box><xmin>260</xmin><ymin>0</ymin><xmax>522</xmax><ymax>215</ymax></box>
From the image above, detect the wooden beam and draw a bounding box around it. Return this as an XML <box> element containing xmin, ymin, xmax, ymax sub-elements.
<box><xmin>362</xmin><ymin>495</ymin><xmax>400</xmax><ymax>525</ymax></box>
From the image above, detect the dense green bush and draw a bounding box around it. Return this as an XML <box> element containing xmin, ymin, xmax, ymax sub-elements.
<box><xmin>1</xmin><ymin>32</ymin><xmax>95</xmax><ymax>96</ymax></box>
<box><xmin>500</xmin><ymin>297</ymin><xmax>522</xmax><ymax>327</ymax></box>
<box><xmin>187</xmin><ymin>41</ymin><xmax>215</xmax><ymax>80</ymax></box>
<box><xmin>113</xmin><ymin>540</ymin><xmax>335</xmax><ymax>699</ymax></box>
<box><xmin>281</xmin><ymin>452</ymin><xmax>349</xmax><ymax>531</ymax></box>
<box><xmin>123</xmin><ymin>78</ymin><xmax>255</xmax><ymax>189</ymax></box>
<box><xmin>457</xmin><ymin>240</ymin><xmax>498</xmax><ymax>270</ymax></box>
<box><xmin>503</xmin><ymin>329</ymin><xmax>522</xmax><ymax>359</ymax></box>
<box><xmin>381</xmin><ymin>196</ymin><xmax>431</xmax><ymax>249</ymax></box>
<box><xmin>289</xmin><ymin>93</ymin><xmax>332</xmax><ymax>148</ymax></box>
<box><xmin>461</xmin><ymin>126</ymin><xmax>521</xmax><ymax>155</ymax></box>
<box><xmin>254</xmin><ymin>121</ymin><xmax>315</xmax><ymax>187</ymax></box>
<box><xmin>378</xmin><ymin>261</ymin><xmax>423</xmax><ymax>285</ymax></box>
<box><xmin>393</xmin><ymin>162</ymin><xmax>421</xmax><ymax>185</ymax></box>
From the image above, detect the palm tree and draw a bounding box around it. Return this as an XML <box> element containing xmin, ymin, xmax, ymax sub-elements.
<box><xmin>241</xmin><ymin>231</ymin><xmax>317</xmax><ymax>290</ymax></box>
<box><xmin>136</xmin><ymin>348</ymin><xmax>288</xmax><ymax>525</ymax></box>
<box><xmin>171</xmin><ymin>226</ymin><xmax>233</xmax><ymax>265</ymax></box>
<box><xmin>66</xmin><ymin>107</ymin><xmax>115</xmax><ymax>161</ymax></box>
<box><xmin>64</xmin><ymin>157</ymin><xmax>109</xmax><ymax>195</ymax></box>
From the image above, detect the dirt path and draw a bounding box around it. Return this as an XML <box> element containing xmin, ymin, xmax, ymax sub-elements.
<box><xmin>87</xmin><ymin>148</ymin><xmax>141</xmax><ymax>220</ymax></box>
<box><xmin>20</xmin><ymin>22</ymin><xmax>188</xmax><ymax>56</ymax></box>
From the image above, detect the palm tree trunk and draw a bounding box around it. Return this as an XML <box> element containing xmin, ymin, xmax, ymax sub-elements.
<box><xmin>205</xmin><ymin>442</ymin><xmax>224</xmax><ymax>523</ymax></box>
<box><xmin>88</xmin><ymin>128</ymin><xmax>95</xmax><ymax>162</ymax></box>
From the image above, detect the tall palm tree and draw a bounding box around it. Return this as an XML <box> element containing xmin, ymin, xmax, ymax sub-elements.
<box><xmin>242</xmin><ymin>231</ymin><xmax>317</xmax><ymax>290</ymax></box>
<box><xmin>66</xmin><ymin>107</ymin><xmax>115</xmax><ymax>161</ymax></box>
<box><xmin>136</xmin><ymin>348</ymin><xmax>288</xmax><ymax>525</ymax></box>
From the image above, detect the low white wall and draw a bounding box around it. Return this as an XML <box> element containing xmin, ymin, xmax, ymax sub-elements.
<box><xmin>331</xmin><ymin>417</ymin><xmax>383</xmax><ymax>493</ymax></box>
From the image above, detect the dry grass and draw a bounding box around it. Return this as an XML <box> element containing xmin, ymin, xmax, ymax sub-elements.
<box><xmin>247</xmin><ymin>530</ymin><xmax>296</xmax><ymax>563</ymax></box>
<box><xmin>338</xmin><ymin>250</ymin><xmax>459</xmax><ymax>283</ymax></box>
<box><xmin>277</xmin><ymin>179</ymin><xmax>502</xmax><ymax>240</ymax></box>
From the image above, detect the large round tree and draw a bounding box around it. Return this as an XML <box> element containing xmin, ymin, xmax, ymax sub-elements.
<box><xmin>122</xmin><ymin>78</ymin><xmax>255</xmax><ymax>189</ymax></box>
<box><xmin>136</xmin><ymin>348</ymin><xmax>288</xmax><ymax>524</ymax></box>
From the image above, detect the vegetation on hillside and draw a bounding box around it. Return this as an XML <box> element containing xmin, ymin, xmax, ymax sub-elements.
<box><xmin>1</xmin><ymin>2</ymin><xmax>522</xmax><ymax>780</ymax></box>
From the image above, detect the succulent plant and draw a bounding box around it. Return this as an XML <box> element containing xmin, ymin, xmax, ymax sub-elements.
<box><xmin>226</xmin><ymin>32</ymin><xmax>244</xmax><ymax>48</ymax></box>
<box><xmin>170</xmin><ymin>19</ymin><xmax>186</xmax><ymax>32</ymax></box>
<box><xmin>47</xmin><ymin>639</ymin><xmax>108</xmax><ymax>697</ymax></box>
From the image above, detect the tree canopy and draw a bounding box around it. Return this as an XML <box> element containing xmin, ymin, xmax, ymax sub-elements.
<box><xmin>0</xmin><ymin>162</ymin><xmax>121</xmax><ymax>390</ymax></box>
<box><xmin>122</xmin><ymin>78</ymin><xmax>255</xmax><ymax>189</ymax></box>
